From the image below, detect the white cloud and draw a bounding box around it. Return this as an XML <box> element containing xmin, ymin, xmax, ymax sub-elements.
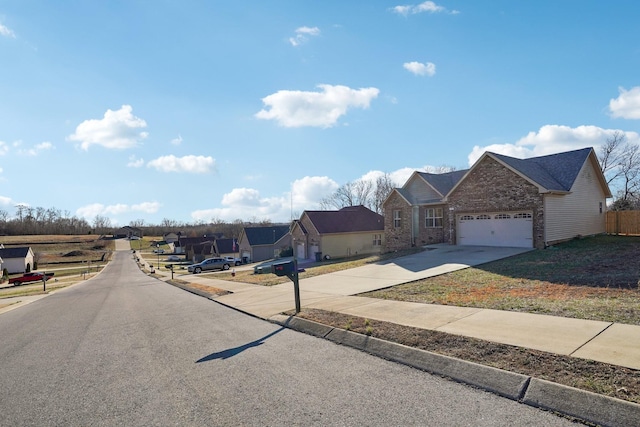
<box><xmin>467</xmin><ymin>125</ymin><xmax>640</xmax><ymax>166</ymax></box>
<box><xmin>0</xmin><ymin>195</ymin><xmax>13</xmax><ymax>206</ymax></box>
<box><xmin>0</xmin><ymin>141</ymin><xmax>8</xmax><ymax>156</ymax></box>
<box><xmin>289</xmin><ymin>26</ymin><xmax>320</xmax><ymax>46</ymax></box>
<box><xmin>131</xmin><ymin>201</ymin><xmax>161</xmax><ymax>213</ymax></box>
<box><xmin>147</xmin><ymin>155</ymin><xmax>215</xmax><ymax>174</ymax></box>
<box><xmin>19</xmin><ymin>141</ymin><xmax>53</xmax><ymax>156</ymax></box>
<box><xmin>403</xmin><ymin>61</ymin><xmax>436</xmax><ymax>76</ymax></box>
<box><xmin>67</xmin><ymin>105</ymin><xmax>148</xmax><ymax>150</ymax></box>
<box><xmin>393</xmin><ymin>1</ymin><xmax>457</xmax><ymax>15</ymax></box>
<box><xmin>127</xmin><ymin>155</ymin><xmax>145</xmax><ymax>168</ymax></box>
<box><xmin>256</xmin><ymin>84</ymin><xmax>380</xmax><ymax>128</ymax></box>
<box><xmin>609</xmin><ymin>86</ymin><xmax>640</xmax><ymax>119</ymax></box>
<box><xmin>170</xmin><ymin>135</ymin><xmax>183</xmax><ymax>145</ymax></box>
<box><xmin>76</xmin><ymin>201</ymin><xmax>161</xmax><ymax>220</ymax></box>
<box><xmin>191</xmin><ymin>176</ymin><xmax>339</xmax><ymax>223</ymax></box>
<box><xmin>0</xmin><ymin>23</ymin><xmax>16</xmax><ymax>38</ymax></box>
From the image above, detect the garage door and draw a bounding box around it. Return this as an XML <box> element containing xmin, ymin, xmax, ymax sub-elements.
<box><xmin>457</xmin><ymin>212</ymin><xmax>533</xmax><ymax>248</ymax></box>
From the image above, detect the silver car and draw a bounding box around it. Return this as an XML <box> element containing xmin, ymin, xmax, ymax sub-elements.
<box><xmin>187</xmin><ymin>257</ymin><xmax>231</xmax><ymax>274</ymax></box>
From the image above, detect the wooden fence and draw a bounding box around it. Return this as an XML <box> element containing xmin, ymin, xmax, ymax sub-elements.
<box><xmin>606</xmin><ymin>210</ymin><xmax>640</xmax><ymax>235</ymax></box>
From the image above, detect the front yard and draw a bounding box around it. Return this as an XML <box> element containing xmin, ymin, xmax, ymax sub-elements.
<box><xmin>365</xmin><ymin>235</ymin><xmax>640</xmax><ymax>325</ymax></box>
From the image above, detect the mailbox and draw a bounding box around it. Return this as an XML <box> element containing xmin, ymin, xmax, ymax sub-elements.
<box><xmin>272</xmin><ymin>260</ymin><xmax>294</xmax><ymax>276</ymax></box>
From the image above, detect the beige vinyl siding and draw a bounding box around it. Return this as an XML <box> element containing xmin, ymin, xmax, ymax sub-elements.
<box><xmin>321</xmin><ymin>232</ymin><xmax>384</xmax><ymax>258</ymax></box>
<box><xmin>406</xmin><ymin>175</ymin><xmax>442</xmax><ymax>202</ymax></box>
<box><xmin>544</xmin><ymin>159</ymin><xmax>607</xmax><ymax>244</ymax></box>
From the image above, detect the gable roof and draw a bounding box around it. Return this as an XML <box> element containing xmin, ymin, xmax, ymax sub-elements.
<box><xmin>417</xmin><ymin>169</ymin><xmax>469</xmax><ymax>196</ymax></box>
<box><xmin>492</xmin><ymin>148</ymin><xmax>593</xmax><ymax>192</ymax></box>
<box><xmin>304</xmin><ymin>205</ymin><xmax>384</xmax><ymax>234</ymax></box>
<box><xmin>448</xmin><ymin>147</ymin><xmax>611</xmax><ymax>198</ymax></box>
<box><xmin>215</xmin><ymin>238</ymin><xmax>237</xmax><ymax>253</ymax></box>
<box><xmin>0</xmin><ymin>247</ymin><xmax>32</xmax><ymax>259</ymax></box>
<box><xmin>243</xmin><ymin>225</ymin><xmax>290</xmax><ymax>245</ymax></box>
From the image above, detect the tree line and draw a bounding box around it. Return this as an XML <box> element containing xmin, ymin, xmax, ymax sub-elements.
<box><xmin>2</xmin><ymin>137</ymin><xmax>638</xmax><ymax>237</ymax></box>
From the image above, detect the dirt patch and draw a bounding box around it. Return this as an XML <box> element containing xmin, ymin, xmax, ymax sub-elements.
<box><xmin>294</xmin><ymin>308</ymin><xmax>640</xmax><ymax>405</ymax></box>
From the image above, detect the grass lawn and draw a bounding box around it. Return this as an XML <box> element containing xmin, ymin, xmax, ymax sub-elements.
<box><xmin>364</xmin><ymin>235</ymin><xmax>640</xmax><ymax>325</ymax></box>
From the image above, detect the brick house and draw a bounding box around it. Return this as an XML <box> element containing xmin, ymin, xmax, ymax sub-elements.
<box><xmin>291</xmin><ymin>205</ymin><xmax>385</xmax><ymax>260</ymax></box>
<box><xmin>384</xmin><ymin>147</ymin><xmax>612</xmax><ymax>251</ymax></box>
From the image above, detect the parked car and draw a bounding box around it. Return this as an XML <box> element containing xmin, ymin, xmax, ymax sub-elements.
<box><xmin>166</xmin><ymin>255</ymin><xmax>181</xmax><ymax>262</ymax></box>
<box><xmin>153</xmin><ymin>249</ymin><xmax>165</xmax><ymax>254</ymax></box>
<box><xmin>9</xmin><ymin>271</ymin><xmax>55</xmax><ymax>285</ymax></box>
<box><xmin>187</xmin><ymin>257</ymin><xmax>231</xmax><ymax>274</ymax></box>
<box><xmin>223</xmin><ymin>256</ymin><xmax>242</xmax><ymax>266</ymax></box>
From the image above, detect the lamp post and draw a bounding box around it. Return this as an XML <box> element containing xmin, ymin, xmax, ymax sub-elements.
<box><xmin>156</xmin><ymin>243</ymin><xmax>160</xmax><ymax>273</ymax></box>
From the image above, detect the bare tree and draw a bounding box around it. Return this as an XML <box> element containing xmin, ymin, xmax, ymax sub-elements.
<box><xmin>373</xmin><ymin>174</ymin><xmax>396</xmax><ymax>214</ymax></box>
<box><xmin>320</xmin><ymin>176</ymin><xmax>391</xmax><ymax>213</ymax></box>
<box><xmin>93</xmin><ymin>215</ymin><xmax>112</xmax><ymax>234</ymax></box>
<box><xmin>599</xmin><ymin>131</ymin><xmax>627</xmax><ymax>185</ymax></box>
<box><xmin>599</xmin><ymin>132</ymin><xmax>640</xmax><ymax>205</ymax></box>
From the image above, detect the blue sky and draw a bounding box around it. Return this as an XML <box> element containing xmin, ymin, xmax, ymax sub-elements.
<box><xmin>1</xmin><ymin>1</ymin><xmax>640</xmax><ymax>226</ymax></box>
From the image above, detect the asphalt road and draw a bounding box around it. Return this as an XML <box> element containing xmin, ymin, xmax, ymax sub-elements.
<box><xmin>0</xmin><ymin>251</ymin><xmax>576</xmax><ymax>426</ymax></box>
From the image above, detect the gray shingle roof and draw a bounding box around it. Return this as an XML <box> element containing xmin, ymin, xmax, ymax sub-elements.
<box><xmin>418</xmin><ymin>169</ymin><xmax>469</xmax><ymax>196</ymax></box>
<box><xmin>0</xmin><ymin>247</ymin><xmax>31</xmax><ymax>259</ymax></box>
<box><xmin>492</xmin><ymin>147</ymin><xmax>592</xmax><ymax>191</ymax></box>
<box><xmin>244</xmin><ymin>225</ymin><xmax>290</xmax><ymax>245</ymax></box>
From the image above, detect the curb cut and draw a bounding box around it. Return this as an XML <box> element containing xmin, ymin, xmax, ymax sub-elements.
<box><xmin>270</xmin><ymin>315</ymin><xmax>640</xmax><ymax>427</ymax></box>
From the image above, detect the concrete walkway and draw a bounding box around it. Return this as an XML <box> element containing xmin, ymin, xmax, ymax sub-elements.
<box><xmin>172</xmin><ymin>244</ymin><xmax>640</xmax><ymax>371</ymax></box>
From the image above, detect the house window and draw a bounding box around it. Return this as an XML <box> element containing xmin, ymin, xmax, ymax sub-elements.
<box><xmin>373</xmin><ymin>234</ymin><xmax>382</xmax><ymax>246</ymax></box>
<box><xmin>425</xmin><ymin>208</ymin><xmax>443</xmax><ymax>228</ymax></box>
<box><xmin>514</xmin><ymin>213</ymin><xmax>532</xmax><ymax>219</ymax></box>
<box><xmin>460</xmin><ymin>215</ymin><xmax>474</xmax><ymax>221</ymax></box>
<box><xmin>393</xmin><ymin>210</ymin><xmax>402</xmax><ymax>228</ymax></box>
<box><xmin>495</xmin><ymin>214</ymin><xmax>511</xmax><ymax>219</ymax></box>
<box><xmin>599</xmin><ymin>202</ymin><xmax>603</xmax><ymax>214</ymax></box>
<box><xmin>476</xmin><ymin>214</ymin><xmax>490</xmax><ymax>220</ymax></box>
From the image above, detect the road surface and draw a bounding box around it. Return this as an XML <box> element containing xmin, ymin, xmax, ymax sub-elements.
<box><xmin>0</xmin><ymin>250</ymin><xmax>575</xmax><ymax>426</ymax></box>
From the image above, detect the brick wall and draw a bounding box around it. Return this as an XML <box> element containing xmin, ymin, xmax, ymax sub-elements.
<box><xmin>447</xmin><ymin>157</ymin><xmax>545</xmax><ymax>248</ymax></box>
<box><xmin>383</xmin><ymin>191</ymin><xmax>413</xmax><ymax>252</ymax></box>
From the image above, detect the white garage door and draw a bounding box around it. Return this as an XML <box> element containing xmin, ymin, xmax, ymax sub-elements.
<box><xmin>457</xmin><ymin>212</ymin><xmax>533</xmax><ymax>248</ymax></box>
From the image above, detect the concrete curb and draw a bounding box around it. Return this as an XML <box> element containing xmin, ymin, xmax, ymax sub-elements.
<box><xmin>523</xmin><ymin>378</ymin><xmax>640</xmax><ymax>427</ymax></box>
<box><xmin>270</xmin><ymin>315</ymin><xmax>640</xmax><ymax>427</ymax></box>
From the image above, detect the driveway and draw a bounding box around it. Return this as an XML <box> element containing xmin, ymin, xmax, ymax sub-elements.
<box><xmin>281</xmin><ymin>244</ymin><xmax>533</xmax><ymax>296</ymax></box>
<box><xmin>213</xmin><ymin>244</ymin><xmax>532</xmax><ymax>318</ymax></box>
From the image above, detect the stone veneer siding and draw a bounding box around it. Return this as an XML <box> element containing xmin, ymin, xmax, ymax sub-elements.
<box><xmin>447</xmin><ymin>157</ymin><xmax>545</xmax><ymax>249</ymax></box>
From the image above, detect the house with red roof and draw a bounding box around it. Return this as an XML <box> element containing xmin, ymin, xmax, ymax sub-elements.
<box><xmin>290</xmin><ymin>205</ymin><xmax>384</xmax><ymax>261</ymax></box>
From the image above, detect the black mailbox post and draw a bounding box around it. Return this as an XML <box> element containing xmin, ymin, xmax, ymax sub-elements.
<box><xmin>272</xmin><ymin>259</ymin><xmax>301</xmax><ymax>313</ymax></box>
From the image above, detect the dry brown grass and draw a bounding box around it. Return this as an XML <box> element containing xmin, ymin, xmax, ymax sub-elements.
<box><xmin>366</xmin><ymin>235</ymin><xmax>640</xmax><ymax>325</ymax></box>
<box><xmin>295</xmin><ymin>308</ymin><xmax>640</xmax><ymax>404</ymax></box>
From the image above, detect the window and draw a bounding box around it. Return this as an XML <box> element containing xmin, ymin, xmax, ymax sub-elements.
<box><xmin>495</xmin><ymin>214</ymin><xmax>511</xmax><ymax>219</ymax></box>
<box><xmin>476</xmin><ymin>214</ymin><xmax>490</xmax><ymax>220</ymax></box>
<box><xmin>373</xmin><ymin>234</ymin><xmax>382</xmax><ymax>246</ymax></box>
<box><xmin>425</xmin><ymin>208</ymin><xmax>443</xmax><ymax>228</ymax></box>
<box><xmin>393</xmin><ymin>210</ymin><xmax>402</xmax><ymax>228</ymax></box>
<box><xmin>460</xmin><ymin>215</ymin><xmax>474</xmax><ymax>221</ymax></box>
<box><xmin>514</xmin><ymin>213</ymin><xmax>532</xmax><ymax>219</ymax></box>
<box><xmin>599</xmin><ymin>202</ymin><xmax>603</xmax><ymax>214</ymax></box>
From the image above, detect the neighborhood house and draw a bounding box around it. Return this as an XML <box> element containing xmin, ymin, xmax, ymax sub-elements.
<box><xmin>384</xmin><ymin>147</ymin><xmax>611</xmax><ymax>251</ymax></box>
<box><xmin>291</xmin><ymin>205</ymin><xmax>385</xmax><ymax>260</ymax></box>
<box><xmin>0</xmin><ymin>246</ymin><xmax>36</xmax><ymax>274</ymax></box>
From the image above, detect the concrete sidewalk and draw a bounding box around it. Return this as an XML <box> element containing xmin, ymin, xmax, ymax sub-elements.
<box><xmin>173</xmin><ymin>244</ymin><xmax>640</xmax><ymax>371</ymax></box>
